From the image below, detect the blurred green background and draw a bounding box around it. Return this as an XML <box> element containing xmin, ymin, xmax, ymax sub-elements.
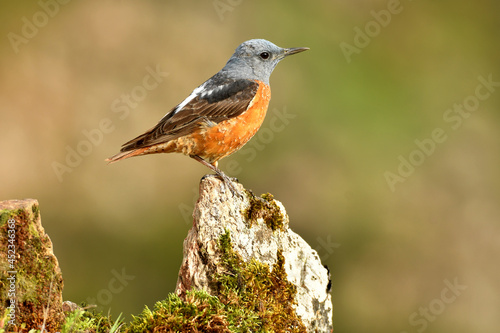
<box><xmin>1</xmin><ymin>0</ymin><xmax>499</xmax><ymax>332</ymax></box>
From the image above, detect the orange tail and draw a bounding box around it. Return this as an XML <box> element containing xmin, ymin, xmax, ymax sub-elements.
<box><xmin>105</xmin><ymin>148</ymin><xmax>148</xmax><ymax>164</ymax></box>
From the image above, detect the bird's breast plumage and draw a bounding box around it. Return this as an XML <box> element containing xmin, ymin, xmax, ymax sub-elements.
<box><xmin>174</xmin><ymin>81</ymin><xmax>271</xmax><ymax>163</ymax></box>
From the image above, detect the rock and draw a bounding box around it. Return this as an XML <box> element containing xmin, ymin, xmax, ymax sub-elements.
<box><xmin>0</xmin><ymin>199</ymin><xmax>64</xmax><ymax>331</ymax></box>
<box><xmin>62</xmin><ymin>300</ymin><xmax>81</xmax><ymax>313</ymax></box>
<box><xmin>175</xmin><ymin>176</ymin><xmax>333</xmax><ymax>332</ymax></box>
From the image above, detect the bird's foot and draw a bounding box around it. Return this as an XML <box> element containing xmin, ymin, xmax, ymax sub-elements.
<box><xmin>202</xmin><ymin>173</ymin><xmax>243</xmax><ymax>198</ymax></box>
<box><xmin>191</xmin><ymin>155</ymin><xmax>243</xmax><ymax>198</ymax></box>
<box><xmin>214</xmin><ymin>171</ymin><xmax>243</xmax><ymax>198</ymax></box>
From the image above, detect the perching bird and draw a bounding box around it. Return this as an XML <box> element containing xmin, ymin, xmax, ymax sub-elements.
<box><xmin>106</xmin><ymin>39</ymin><xmax>308</xmax><ymax>193</ymax></box>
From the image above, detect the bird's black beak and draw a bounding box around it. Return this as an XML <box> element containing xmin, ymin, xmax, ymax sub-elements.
<box><xmin>283</xmin><ymin>47</ymin><xmax>310</xmax><ymax>57</ymax></box>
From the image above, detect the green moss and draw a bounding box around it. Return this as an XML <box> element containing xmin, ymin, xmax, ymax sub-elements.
<box><xmin>213</xmin><ymin>230</ymin><xmax>305</xmax><ymax>332</ymax></box>
<box><xmin>0</xmin><ymin>210</ymin><xmax>14</xmax><ymax>227</ymax></box>
<box><xmin>61</xmin><ymin>308</ymin><xmax>121</xmax><ymax>333</ymax></box>
<box><xmin>32</xmin><ymin>203</ymin><xmax>40</xmax><ymax>221</ymax></box>
<box><xmin>127</xmin><ymin>290</ymin><xmax>232</xmax><ymax>333</ymax></box>
<box><xmin>128</xmin><ymin>230</ymin><xmax>306</xmax><ymax>332</ymax></box>
<box><xmin>244</xmin><ymin>192</ymin><xmax>285</xmax><ymax>232</ymax></box>
<box><xmin>61</xmin><ymin>309</ymin><xmax>96</xmax><ymax>333</ymax></box>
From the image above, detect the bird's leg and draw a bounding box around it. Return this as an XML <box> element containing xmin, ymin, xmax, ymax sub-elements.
<box><xmin>191</xmin><ymin>155</ymin><xmax>241</xmax><ymax>197</ymax></box>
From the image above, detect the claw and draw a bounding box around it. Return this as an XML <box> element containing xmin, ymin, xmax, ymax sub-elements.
<box><xmin>218</xmin><ymin>173</ymin><xmax>242</xmax><ymax>198</ymax></box>
<box><xmin>192</xmin><ymin>155</ymin><xmax>243</xmax><ymax>198</ymax></box>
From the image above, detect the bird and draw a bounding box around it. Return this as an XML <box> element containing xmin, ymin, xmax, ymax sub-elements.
<box><xmin>106</xmin><ymin>39</ymin><xmax>308</xmax><ymax>194</ymax></box>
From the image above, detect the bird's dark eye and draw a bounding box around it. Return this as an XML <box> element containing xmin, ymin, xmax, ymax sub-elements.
<box><xmin>259</xmin><ymin>52</ymin><xmax>270</xmax><ymax>60</ymax></box>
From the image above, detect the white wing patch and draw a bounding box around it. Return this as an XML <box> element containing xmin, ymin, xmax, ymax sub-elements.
<box><xmin>161</xmin><ymin>82</ymin><xmax>229</xmax><ymax>119</ymax></box>
<box><xmin>169</xmin><ymin>84</ymin><xmax>205</xmax><ymax>117</ymax></box>
<box><xmin>200</xmin><ymin>85</ymin><xmax>226</xmax><ymax>99</ymax></box>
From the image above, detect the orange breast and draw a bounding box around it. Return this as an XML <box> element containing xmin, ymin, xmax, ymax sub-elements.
<box><xmin>189</xmin><ymin>81</ymin><xmax>271</xmax><ymax>164</ymax></box>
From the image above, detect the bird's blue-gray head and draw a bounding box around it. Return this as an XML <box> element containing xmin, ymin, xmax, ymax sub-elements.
<box><xmin>221</xmin><ymin>39</ymin><xmax>309</xmax><ymax>85</ymax></box>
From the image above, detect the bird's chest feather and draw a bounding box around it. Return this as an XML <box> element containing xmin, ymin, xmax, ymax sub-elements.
<box><xmin>193</xmin><ymin>82</ymin><xmax>271</xmax><ymax>162</ymax></box>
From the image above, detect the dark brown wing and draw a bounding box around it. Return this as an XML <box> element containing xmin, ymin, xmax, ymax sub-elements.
<box><xmin>119</xmin><ymin>79</ymin><xmax>259</xmax><ymax>152</ymax></box>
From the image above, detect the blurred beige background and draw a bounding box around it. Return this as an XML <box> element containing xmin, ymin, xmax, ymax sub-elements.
<box><xmin>1</xmin><ymin>0</ymin><xmax>499</xmax><ymax>332</ymax></box>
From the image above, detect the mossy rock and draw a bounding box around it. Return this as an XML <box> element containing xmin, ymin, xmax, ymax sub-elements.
<box><xmin>244</xmin><ymin>192</ymin><xmax>286</xmax><ymax>232</ymax></box>
<box><xmin>128</xmin><ymin>230</ymin><xmax>306</xmax><ymax>332</ymax></box>
<box><xmin>0</xmin><ymin>199</ymin><xmax>64</xmax><ymax>331</ymax></box>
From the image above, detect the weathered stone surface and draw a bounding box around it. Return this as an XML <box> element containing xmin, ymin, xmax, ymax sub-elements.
<box><xmin>0</xmin><ymin>199</ymin><xmax>64</xmax><ymax>331</ymax></box>
<box><xmin>175</xmin><ymin>176</ymin><xmax>333</xmax><ymax>332</ymax></box>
